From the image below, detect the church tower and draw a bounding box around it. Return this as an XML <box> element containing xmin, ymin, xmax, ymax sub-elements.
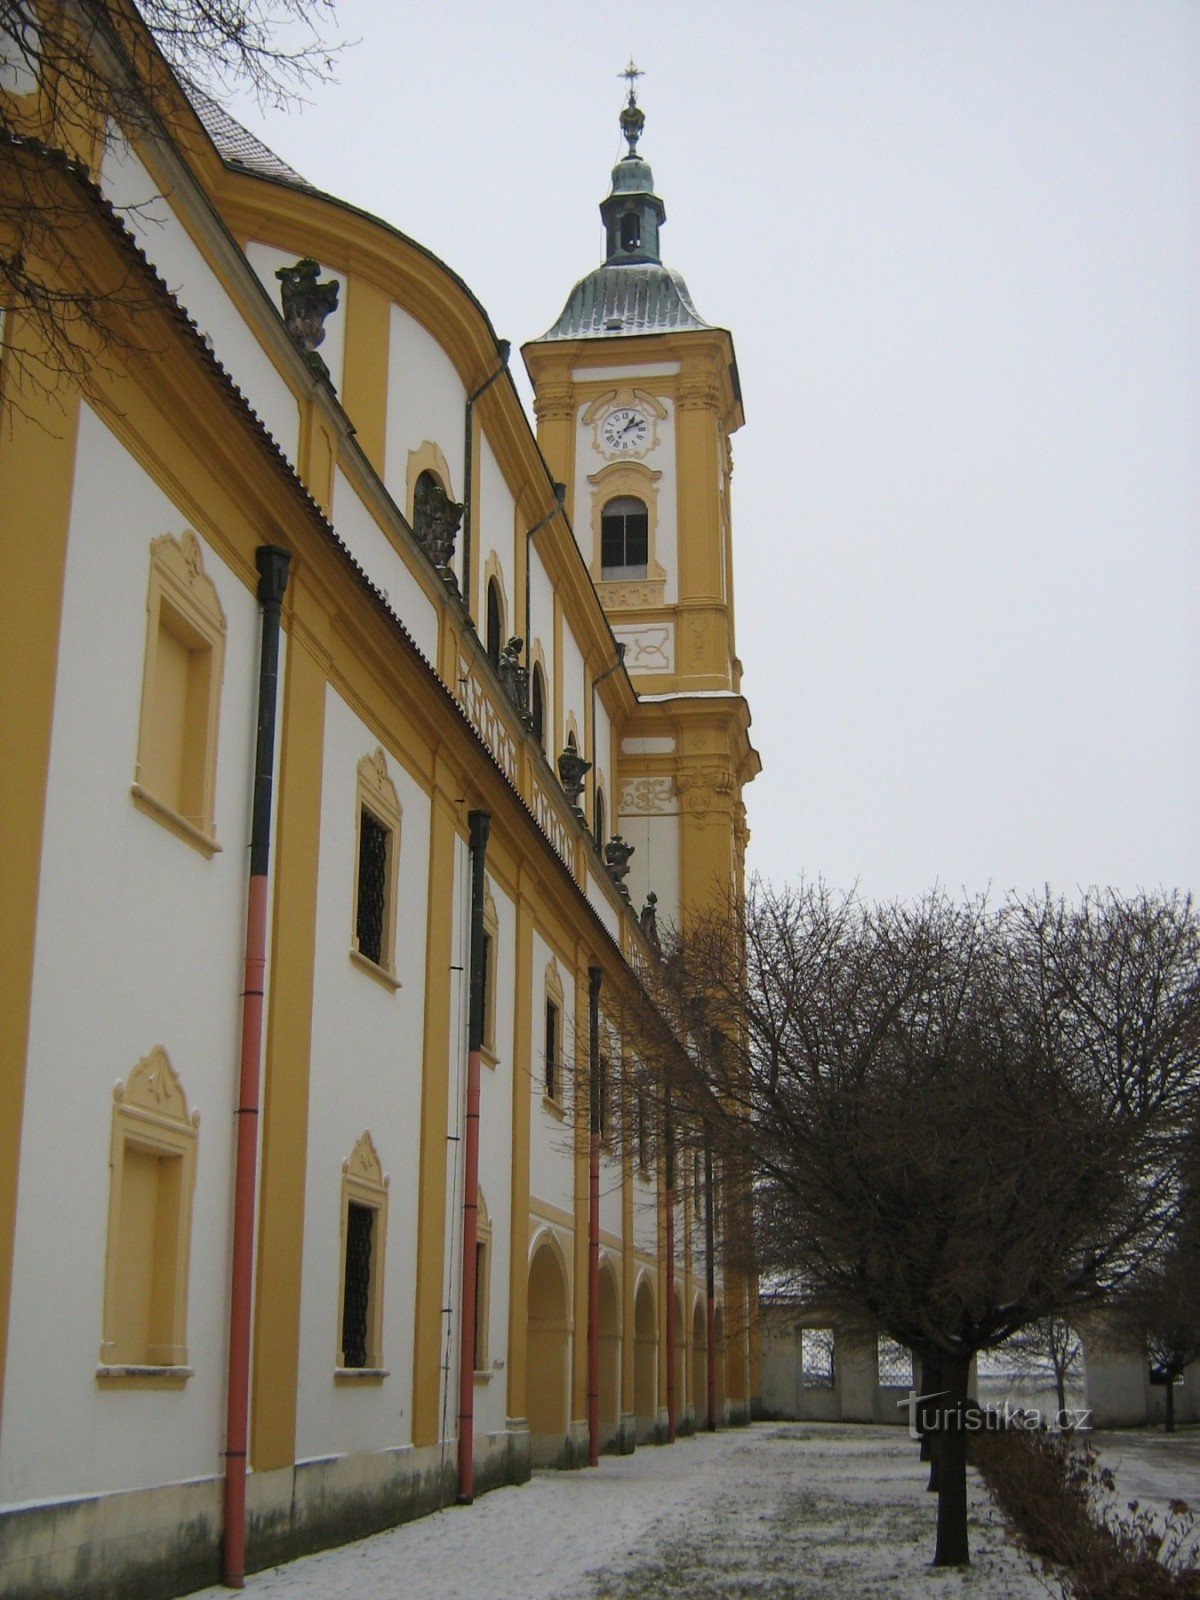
<box><xmin>523</xmin><ymin>72</ymin><xmax>759</xmax><ymax>928</ymax></box>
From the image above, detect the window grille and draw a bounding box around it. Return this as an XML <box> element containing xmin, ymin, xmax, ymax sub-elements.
<box><xmin>545</xmin><ymin>1000</ymin><xmax>559</xmax><ymax>1099</ymax></box>
<box><xmin>877</xmin><ymin>1335</ymin><xmax>913</xmax><ymax>1388</ymax></box>
<box><xmin>356</xmin><ymin>808</ymin><xmax>388</xmax><ymax>964</ymax></box>
<box><xmin>801</xmin><ymin>1327</ymin><xmax>836</xmax><ymax>1388</ymax></box>
<box><xmin>601</xmin><ymin>498</ymin><xmax>649</xmax><ymax>578</ymax></box>
<box><xmin>341</xmin><ymin>1202</ymin><xmax>374</xmax><ymax>1368</ymax></box>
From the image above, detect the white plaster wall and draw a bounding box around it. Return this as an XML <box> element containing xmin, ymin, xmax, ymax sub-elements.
<box><xmin>527</xmin><ymin>935</ymin><xmax>577</xmax><ymax>1222</ymax></box>
<box><xmin>598</xmin><ymin>1148</ymin><xmax>623</xmax><ymax>1240</ymax></box>
<box><xmin>98</xmin><ymin>138</ymin><xmax>300</xmax><ymax>461</ymax></box>
<box><xmin>593</xmin><ymin>698</ymin><xmax>613</xmax><ymax>835</ymax></box>
<box><xmin>633</xmin><ymin>1168</ymin><xmax>659</xmax><ymax>1257</ymax></box>
<box><xmin>294</xmin><ymin>688</ymin><xmax>432</xmax><ymax>1461</ymax></box>
<box><xmin>244</xmin><ymin>242</ymin><xmax>346</xmax><ymax>397</ymax></box>
<box><xmin>384</xmin><ymin>305</ymin><xmax>466</xmax><ymax>580</ymax></box>
<box><xmin>474</xmin><ymin>877</ymin><xmax>516</xmax><ymax>1440</ymax></box>
<box><xmin>561</xmin><ymin>628</ymin><xmax>586</xmax><ymax>758</ymax></box>
<box><xmin>528</xmin><ymin>548</ymin><xmax>555</xmax><ymax>743</ymax></box>
<box><xmin>329</xmin><ymin>467</ymin><xmax>439</xmax><ymax>663</ymax></box>
<box><xmin>0</xmin><ymin>406</ymin><xmax>265</xmax><ymax>1501</ymax></box>
<box><xmin>477</xmin><ymin>437</ymin><xmax>516</xmax><ymax>638</ymax></box>
<box><xmin>571</xmin><ymin>397</ymin><xmax>678</xmax><ymax>605</ymax></box>
<box><xmin>619</xmin><ymin>808</ymin><xmax>681</xmax><ymax>936</ymax></box>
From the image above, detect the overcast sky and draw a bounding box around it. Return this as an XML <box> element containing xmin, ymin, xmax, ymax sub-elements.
<box><xmin>228</xmin><ymin>0</ymin><xmax>1199</xmax><ymax>905</ymax></box>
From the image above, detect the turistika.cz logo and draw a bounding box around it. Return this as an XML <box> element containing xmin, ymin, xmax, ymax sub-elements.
<box><xmin>896</xmin><ymin>1390</ymin><xmax>1091</xmax><ymax>1439</ymax></box>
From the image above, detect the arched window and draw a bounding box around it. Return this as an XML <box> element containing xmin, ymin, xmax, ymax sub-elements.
<box><xmin>620</xmin><ymin>211</ymin><xmax>641</xmax><ymax>252</ymax></box>
<box><xmin>594</xmin><ymin>787</ymin><xmax>606</xmax><ymax>848</ymax></box>
<box><xmin>531</xmin><ymin>662</ymin><xmax>546</xmax><ymax>749</ymax></box>
<box><xmin>485</xmin><ymin>577</ymin><xmax>503</xmax><ymax>668</ymax></box>
<box><xmin>601</xmin><ymin>496</ymin><xmax>649</xmax><ymax>580</ymax></box>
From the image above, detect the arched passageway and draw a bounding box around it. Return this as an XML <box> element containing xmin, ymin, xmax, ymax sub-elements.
<box><xmin>527</xmin><ymin>1235</ymin><xmax>570</xmax><ymax>1465</ymax></box>
<box><xmin>633</xmin><ymin>1276</ymin><xmax>657</xmax><ymax>1442</ymax></box>
<box><xmin>691</xmin><ymin>1297</ymin><xmax>707</xmax><ymax>1422</ymax></box>
<box><xmin>598</xmin><ymin>1257</ymin><xmax>621</xmax><ymax>1446</ymax></box>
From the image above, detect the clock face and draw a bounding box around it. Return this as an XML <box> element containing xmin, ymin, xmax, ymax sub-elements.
<box><xmin>600</xmin><ymin>406</ymin><xmax>650</xmax><ymax>454</ymax></box>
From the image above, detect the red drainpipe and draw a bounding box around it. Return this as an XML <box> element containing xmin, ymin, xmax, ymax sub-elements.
<box><xmin>664</xmin><ymin>1097</ymin><xmax>676</xmax><ymax>1443</ymax></box>
<box><xmin>222</xmin><ymin>545</ymin><xmax>290</xmax><ymax>1589</ymax></box>
<box><xmin>457</xmin><ymin>810</ymin><xmax>490</xmax><ymax>1503</ymax></box>
<box><xmin>587</xmin><ymin>966</ymin><xmax>602</xmax><ymax>1467</ymax></box>
<box><xmin>704</xmin><ymin>1129</ymin><xmax>718</xmax><ymax>1429</ymax></box>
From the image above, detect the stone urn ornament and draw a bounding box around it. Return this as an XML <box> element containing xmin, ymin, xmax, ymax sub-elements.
<box><xmin>557</xmin><ymin>747</ymin><xmax>591</xmax><ymax>806</ymax></box>
<box><xmin>603</xmin><ymin>835</ymin><xmax>635</xmax><ymax>884</ymax></box>
<box><xmin>497</xmin><ymin>636</ymin><xmax>528</xmax><ymax>718</ymax></box>
<box><xmin>411</xmin><ymin>474</ymin><xmax>464</xmax><ymax>590</ymax></box>
<box><xmin>275</xmin><ymin>258</ymin><xmax>340</xmax><ymax>383</ymax></box>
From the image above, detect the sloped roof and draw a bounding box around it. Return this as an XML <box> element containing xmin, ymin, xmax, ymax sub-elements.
<box><xmin>536</xmin><ymin>262</ymin><xmax>710</xmax><ymax>342</ymax></box>
<box><xmin>187</xmin><ymin>86</ymin><xmax>314</xmax><ymax>190</ymax></box>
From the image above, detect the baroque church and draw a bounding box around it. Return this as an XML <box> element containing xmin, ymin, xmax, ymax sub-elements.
<box><xmin>0</xmin><ymin>12</ymin><xmax>759</xmax><ymax>1598</ymax></box>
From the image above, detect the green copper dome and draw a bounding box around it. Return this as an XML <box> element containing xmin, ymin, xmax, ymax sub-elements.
<box><xmin>536</xmin><ymin>78</ymin><xmax>710</xmax><ymax>342</ymax></box>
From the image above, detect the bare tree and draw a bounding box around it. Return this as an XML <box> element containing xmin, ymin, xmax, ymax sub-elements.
<box><xmin>621</xmin><ymin>883</ymin><xmax>1200</xmax><ymax>1568</ymax></box>
<box><xmin>1</xmin><ymin>0</ymin><xmax>339</xmax><ymax>413</ymax></box>
<box><xmin>996</xmin><ymin>1316</ymin><xmax>1084</xmax><ymax>1426</ymax></box>
<box><xmin>1120</xmin><ymin>1176</ymin><xmax>1200</xmax><ymax>1433</ymax></box>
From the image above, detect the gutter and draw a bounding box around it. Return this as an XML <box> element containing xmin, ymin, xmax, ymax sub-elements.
<box><xmin>222</xmin><ymin>544</ymin><xmax>291</xmax><ymax>1588</ymax></box>
<box><xmin>457</xmin><ymin>809</ymin><xmax>491</xmax><ymax>1503</ymax></box>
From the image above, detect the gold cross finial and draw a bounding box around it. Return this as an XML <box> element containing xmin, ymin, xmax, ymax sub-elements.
<box><xmin>621</xmin><ymin>58</ymin><xmax>644</xmax><ymax>107</ymax></box>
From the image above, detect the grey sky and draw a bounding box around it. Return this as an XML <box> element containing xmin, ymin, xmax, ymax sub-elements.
<box><xmin>229</xmin><ymin>0</ymin><xmax>1199</xmax><ymax>903</ymax></box>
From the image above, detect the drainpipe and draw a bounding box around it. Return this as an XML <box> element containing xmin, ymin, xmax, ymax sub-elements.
<box><xmin>587</xmin><ymin>965</ymin><xmax>602</xmax><ymax>1467</ymax></box>
<box><xmin>457</xmin><ymin>809</ymin><xmax>490</xmax><ymax>1504</ymax></box>
<box><xmin>664</xmin><ymin>1092</ymin><xmax>676</xmax><ymax>1444</ymax></box>
<box><xmin>704</xmin><ymin>1126</ymin><xmax>717</xmax><ymax>1431</ymax></box>
<box><xmin>222</xmin><ymin>544</ymin><xmax>290</xmax><ymax>1590</ymax></box>
<box><xmin>524</xmin><ymin>482</ymin><xmax>566</xmax><ymax>662</ymax></box>
<box><xmin>462</xmin><ymin>343</ymin><xmax>510</xmax><ymax>613</ymax></box>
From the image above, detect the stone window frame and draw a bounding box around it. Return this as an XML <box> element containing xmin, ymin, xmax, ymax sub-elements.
<box><xmin>586</xmin><ymin>461</ymin><xmax>665</xmax><ymax>606</ymax></box>
<box><xmin>480</xmin><ymin>878</ymin><xmax>499</xmax><ymax>1066</ymax></box>
<box><xmin>132</xmin><ymin>531</ymin><xmax>227</xmax><ymax>857</ymax></box>
<box><xmin>98</xmin><ymin>1047</ymin><xmax>199</xmax><ymax>1387</ymax></box>
<box><xmin>351</xmin><ymin>749</ymin><xmax>403</xmax><ymax>989</ymax></box>
<box><xmin>473</xmin><ymin>1187</ymin><xmax>493</xmax><ymax>1378</ymax></box>
<box><xmin>335</xmin><ymin>1131</ymin><xmax>389</xmax><ymax>1382</ymax></box>
<box><xmin>542</xmin><ymin>958</ymin><xmax>566</xmax><ymax>1117</ymax></box>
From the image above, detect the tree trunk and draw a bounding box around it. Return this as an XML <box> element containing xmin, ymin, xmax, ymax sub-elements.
<box><xmin>919</xmin><ymin>1350</ymin><xmax>943</xmax><ymax>1491</ymax></box>
<box><xmin>1055</xmin><ymin>1370</ymin><xmax>1067</xmax><ymax>1429</ymax></box>
<box><xmin>933</xmin><ymin>1353</ymin><xmax>971</xmax><ymax>1567</ymax></box>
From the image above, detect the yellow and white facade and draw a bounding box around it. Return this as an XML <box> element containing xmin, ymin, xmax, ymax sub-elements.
<box><xmin>0</xmin><ymin>18</ymin><xmax>758</xmax><ymax>1598</ymax></box>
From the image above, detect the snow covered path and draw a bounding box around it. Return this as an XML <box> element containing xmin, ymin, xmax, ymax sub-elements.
<box><xmin>185</xmin><ymin>1423</ymin><xmax>1048</xmax><ymax>1599</ymax></box>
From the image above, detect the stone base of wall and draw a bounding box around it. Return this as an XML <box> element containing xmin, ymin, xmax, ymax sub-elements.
<box><xmin>0</xmin><ymin>1430</ymin><xmax>532</xmax><ymax>1600</ymax></box>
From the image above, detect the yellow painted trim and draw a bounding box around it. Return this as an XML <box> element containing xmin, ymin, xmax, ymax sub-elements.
<box><xmin>341</xmin><ymin>275</ymin><xmax>391</xmax><ymax>478</ymax></box>
<box><xmin>251</xmin><ymin>602</ymin><xmax>327</xmax><ymax>1470</ymax></box>
<box><xmin>410</xmin><ymin>763</ymin><xmax>459</xmax><ymax>1446</ymax></box>
<box><xmin>0</xmin><ymin>383</ymin><xmax>79</xmax><ymax>1438</ymax></box>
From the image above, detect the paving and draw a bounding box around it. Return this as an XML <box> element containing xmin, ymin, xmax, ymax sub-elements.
<box><xmin>183</xmin><ymin>1421</ymin><xmax>1080</xmax><ymax>1599</ymax></box>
